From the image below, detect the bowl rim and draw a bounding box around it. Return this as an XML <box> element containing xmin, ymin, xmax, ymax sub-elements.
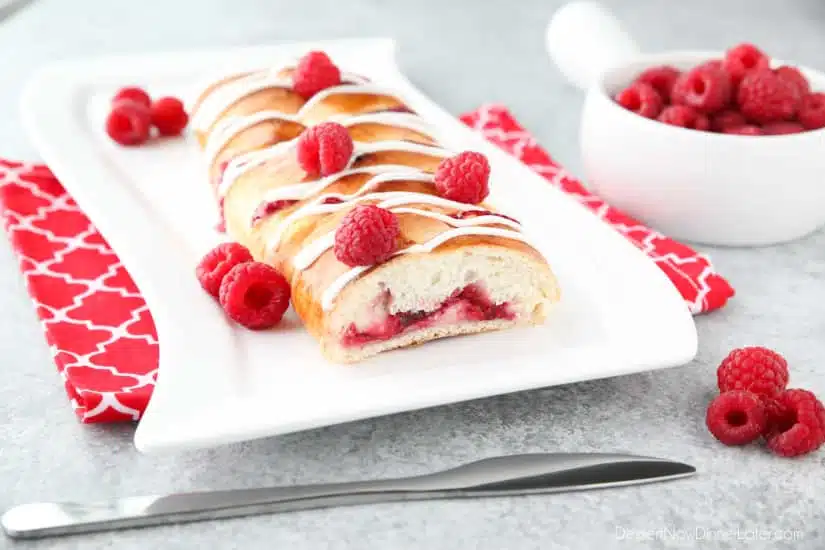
<box><xmin>595</xmin><ymin>49</ymin><xmax>825</xmax><ymax>141</ymax></box>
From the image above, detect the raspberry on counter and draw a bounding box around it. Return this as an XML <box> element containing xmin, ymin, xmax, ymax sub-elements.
<box><xmin>706</xmin><ymin>391</ymin><xmax>767</xmax><ymax>446</ymax></box>
<box><xmin>717</xmin><ymin>346</ymin><xmax>789</xmax><ymax>398</ymax></box>
<box><xmin>764</xmin><ymin>389</ymin><xmax>825</xmax><ymax>457</ymax></box>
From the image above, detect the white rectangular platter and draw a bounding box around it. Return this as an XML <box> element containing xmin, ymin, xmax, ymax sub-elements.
<box><xmin>21</xmin><ymin>38</ymin><xmax>697</xmax><ymax>454</ymax></box>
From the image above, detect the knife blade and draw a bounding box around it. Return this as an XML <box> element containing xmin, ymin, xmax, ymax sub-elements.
<box><xmin>2</xmin><ymin>452</ymin><xmax>695</xmax><ymax>539</ymax></box>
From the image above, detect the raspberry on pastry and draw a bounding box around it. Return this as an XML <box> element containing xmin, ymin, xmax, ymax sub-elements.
<box><xmin>297</xmin><ymin>122</ymin><xmax>354</xmax><ymax>177</ymax></box>
<box><xmin>434</xmin><ymin>151</ymin><xmax>491</xmax><ymax>204</ymax></box>
<box><xmin>293</xmin><ymin>51</ymin><xmax>342</xmax><ymax>99</ymax></box>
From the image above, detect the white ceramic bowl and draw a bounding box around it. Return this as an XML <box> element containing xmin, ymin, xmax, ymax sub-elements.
<box><xmin>548</xmin><ymin>2</ymin><xmax>825</xmax><ymax>246</ymax></box>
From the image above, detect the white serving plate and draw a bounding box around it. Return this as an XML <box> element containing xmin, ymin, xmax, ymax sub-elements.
<box><xmin>21</xmin><ymin>38</ymin><xmax>697</xmax><ymax>454</ymax></box>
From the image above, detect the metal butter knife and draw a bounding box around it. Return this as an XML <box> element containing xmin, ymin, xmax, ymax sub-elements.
<box><xmin>2</xmin><ymin>453</ymin><xmax>695</xmax><ymax>539</ymax></box>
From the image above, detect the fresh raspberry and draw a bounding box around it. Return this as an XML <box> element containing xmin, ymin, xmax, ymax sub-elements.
<box><xmin>615</xmin><ymin>82</ymin><xmax>663</xmax><ymax>119</ymax></box>
<box><xmin>705</xmin><ymin>391</ymin><xmax>767</xmax><ymax>446</ymax></box>
<box><xmin>434</xmin><ymin>151</ymin><xmax>491</xmax><ymax>204</ymax></box>
<box><xmin>297</xmin><ymin>122</ymin><xmax>353</xmax><ymax>177</ymax></box>
<box><xmin>762</xmin><ymin>121</ymin><xmax>804</xmax><ymax>135</ymax></box>
<box><xmin>723</xmin><ymin>125</ymin><xmax>763</xmax><ymax>136</ymax></box>
<box><xmin>717</xmin><ymin>346</ymin><xmax>789</xmax><ymax>398</ymax></box>
<box><xmin>764</xmin><ymin>389</ymin><xmax>825</xmax><ymax>457</ymax></box>
<box><xmin>292</xmin><ymin>51</ymin><xmax>341</xmax><ymax>99</ymax></box>
<box><xmin>774</xmin><ymin>66</ymin><xmax>810</xmax><ymax>97</ymax></box>
<box><xmin>105</xmin><ymin>101</ymin><xmax>152</xmax><ymax>146</ymax></box>
<box><xmin>196</xmin><ymin>242</ymin><xmax>253</xmax><ymax>298</ymax></box>
<box><xmin>112</xmin><ymin>86</ymin><xmax>151</xmax><ymax>108</ymax></box>
<box><xmin>657</xmin><ymin>105</ymin><xmax>710</xmax><ymax>131</ymax></box>
<box><xmin>737</xmin><ymin>69</ymin><xmax>801</xmax><ymax>123</ymax></box>
<box><xmin>697</xmin><ymin>60</ymin><xmax>723</xmax><ymax>72</ymax></box>
<box><xmin>219</xmin><ymin>262</ymin><xmax>291</xmax><ymax>330</ymax></box>
<box><xmin>671</xmin><ymin>65</ymin><xmax>732</xmax><ymax>113</ymax></box>
<box><xmin>150</xmin><ymin>97</ymin><xmax>189</xmax><ymax>136</ymax></box>
<box><xmin>723</xmin><ymin>43</ymin><xmax>770</xmax><ymax>85</ymax></box>
<box><xmin>797</xmin><ymin>92</ymin><xmax>825</xmax><ymax>130</ymax></box>
<box><xmin>762</xmin><ymin>397</ymin><xmax>789</xmax><ymax>436</ymax></box>
<box><xmin>636</xmin><ymin>66</ymin><xmax>681</xmax><ymax>102</ymax></box>
<box><xmin>334</xmin><ymin>205</ymin><xmax>400</xmax><ymax>267</ymax></box>
<box><xmin>711</xmin><ymin>110</ymin><xmax>747</xmax><ymax>132</ymax></box>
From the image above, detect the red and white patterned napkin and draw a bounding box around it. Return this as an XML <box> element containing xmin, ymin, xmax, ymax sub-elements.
<box><xmin>0</xmin><ymin>104</ymin><xmax>734</xmax><ymax>423</ymax></box>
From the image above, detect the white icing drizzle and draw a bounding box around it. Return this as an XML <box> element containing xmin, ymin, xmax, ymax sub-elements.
<box><xmin>354</xmin><ymin>139</ymin><xmax>451</xmax><ymax>159</ymax></box>
<box><xmin>263</xmin><ymin>173</ymin><xmax>434</xmax><ymax>247</ymax></box>
<box><xmin>292</xmin><ymin>232</ymin><xmax>336</xmax><ymax>271</ymax></box>
<box><xmin>320</xmin><ymin>227</ymin><xmax>532</xmax><ymax>311</ymax></box>
<box><xmin>192</xmin><ymin>73</ymin><xmax>293</xmax><ymax>131</ymax></box>
<box><xmin>218</xmin><ymin>139</ymin><xmax>297</xmax><ymax>197</ymax></box>
<box><xmin>259</xmin><ymin>165</ymin><xmax>428</xmax><ymax>205</ymax></box>
<box><xmin>292</xmin><ymin>206</ymin><xmax>525</xmax><ymax>272</ymax></box>
<box><xmin>196</xmin><ymin>61</ymin><xmax>531</xmax><ymax>313</ymax></box>
<box><xmin>192</xmin><ymin>66</ymin><xmax>374</xmax><ymax>132</ymax></box>
<box><xmin>296</xmin><ymin>83</ymin><xmax>405</xmax><ymax>117</ymax></box>
<box><xmin>205</xmin><ymin>110</ymin><xmax>300</xmax><ymax>167</ymax></box>
<box><xmin>206</xmin><ymin>110</ymin><xmax>436</xmax><ymax>170</ymax></box>
<box><xmin>264</xmin><ymin>186</ymin><xmax>517</xmax><ymax>250</ymax></box>
<box><xmin>389</xmin><ymin>208</ymin><xmax>521</xmax><ymax>231</ymax></box>
<box><xmin>220</xmin><ymin>138</ymin><xmax>449</xmax><ymax>200</ymax></box>
<box><xmin>335</xmin><ymin>112</ymin><xmax>438</xmax><ymax>141</ymax></box>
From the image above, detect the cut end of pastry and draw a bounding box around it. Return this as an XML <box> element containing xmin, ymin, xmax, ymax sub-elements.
<box><xmin>321</xmin><ymin>245</ymin><xmax>559</xmax><ymax>363</ymax></box>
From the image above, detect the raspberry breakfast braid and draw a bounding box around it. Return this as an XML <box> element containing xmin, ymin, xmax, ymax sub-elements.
<box><xmin>191</xmin><ymin>52</ymin><xmax>560</xmax><ymax>363</ymax></box>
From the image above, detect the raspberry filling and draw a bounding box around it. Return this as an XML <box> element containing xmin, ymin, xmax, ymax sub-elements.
<box><xmin>341</xmin><ymin>283</ymin><xmax>515</xmax><ymax>347</ymax></box>
<box><xmin>454</xmin><ymin>209</ymin><xmax>520</xmax><ymax>225</ymax></box>
<box><xmin>370</xmin><ymin>105</ymin><xmax>415</xmax><ymax>114</ymax></box>
<box><xmin>251</xmin><ymin>199</ymin><xmax>299</xmax><ymax>225</ymax></box>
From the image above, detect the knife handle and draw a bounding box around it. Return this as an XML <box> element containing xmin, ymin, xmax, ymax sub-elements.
<box><xmin>2</xmin><ymin>453</ymin><xmax>694</xmax><ymax>539</ymax></box>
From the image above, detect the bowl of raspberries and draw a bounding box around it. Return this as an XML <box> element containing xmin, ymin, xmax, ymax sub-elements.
<box><xmin>613</xmin><ymin>44</ymin><xmax>824</xmax><ymax>136</ymax></box>
<box><xmin>578</xmin><ymin>43</ymin><xmax>825</xmax><ymax>247</ymax></box>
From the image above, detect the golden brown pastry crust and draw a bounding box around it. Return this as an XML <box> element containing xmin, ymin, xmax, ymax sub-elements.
<box><xmin>195</xmin><ymin>68</ymin><xmax>552</xmax><ymax>344</ymax></box>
